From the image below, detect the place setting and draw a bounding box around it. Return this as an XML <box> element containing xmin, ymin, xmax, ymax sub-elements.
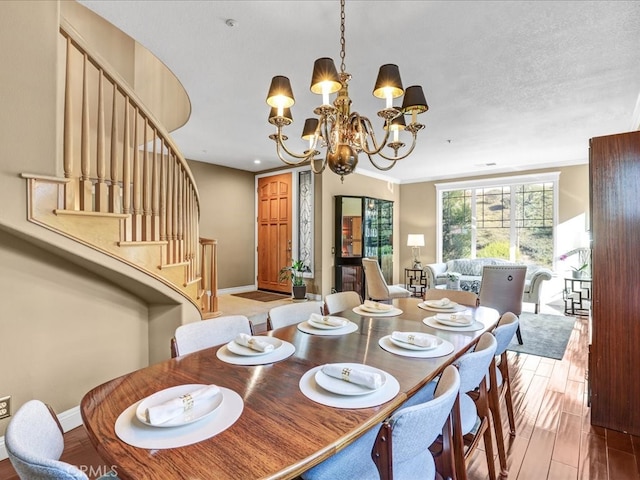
<box><xmin>378</xmin><ymin>330</ymin><xmax>454</xmax><ymax>358</ymax></box>
<box><xmin>417</xmin><ymin>297</ymin><xmax>468</xmax><ymax>313</ymax></box>
<box><xmin>299</xmin><ymin>362</ymin><xmax>400</xmax><ymax>409</ymax></box>
<box><xmin>352</xmin><ymin>300</ymin><xmax>403</xmax><ymax>317</ymax></box>
<box><xmin>297</xmin><ymin>313</ymin><xmax>359</xmax><ymax>336</ymax></box>
<box><xmin>114</xmin><ymin>383</ymin><xmax>244</xmax><ymax>449</ymax></box>
<box><xmin>423</xmin><ymin>312</ymin><xmax>485</xmax><ymax>332</ymax></box>
<box><xmin>216</xmin><ymin>332</ymin><xmax>295</xmax><ymax>365</ymax></box>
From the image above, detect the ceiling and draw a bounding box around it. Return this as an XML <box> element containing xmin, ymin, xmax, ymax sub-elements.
<box><xmin>77</xmin><ymin>0</ymin><xmax>640</xmax><ymax>184</ymax></box>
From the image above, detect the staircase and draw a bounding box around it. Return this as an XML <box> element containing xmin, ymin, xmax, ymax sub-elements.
<box><xmin>22</xmin><ymin>20</ymin><xmax>219</xmax><ymax>319</ymax></box>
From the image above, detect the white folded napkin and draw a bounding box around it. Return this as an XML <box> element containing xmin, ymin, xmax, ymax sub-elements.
<box><xmin>234</xmin><ymin>333</ymin><xmax>275</xmax><ymax>352</ymax></box>
<box><xmin>437</xmin><ymin>313</ymin><xmax>473</xmax><ymax>325</ymax></box>
<box><xmin>309</xmin><ymin>313</ymin><xmax>348</xmax><ymax>327</ymax></box>
<box><xmin>391</xmin><ymin>331</ymin><xmax>438</xmax><ymax>348</ymax></box>
<box><xmin>362</xmin><ymin>300</ymin><xmax>393</xmax><ymax>312</ymax></box>
<box><xmin>429</xmin><ymin>297</ymin><xmax>451</xmax><ymax>307</ymax></box>
<box><xmin>321</xmin><ymin>364</ymin><xmax>383</xmax><ymax>390</ymax></box>
<box><xmin>145</xmin><ymin>385</ymin><xmax>220</xmax><ymax>425</ymax></box>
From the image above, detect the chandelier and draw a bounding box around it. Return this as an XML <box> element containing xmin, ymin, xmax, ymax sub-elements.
<box><xmin>266</xmin><ymin>0</ymin><xmax>429</xmax><ymax>182</ymax></box>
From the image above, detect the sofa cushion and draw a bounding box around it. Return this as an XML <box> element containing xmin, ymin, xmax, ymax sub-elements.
<box><xmin>446</xmin><ymin>258</ymin><xmax>512</xmax><ymax>277</ymax></box>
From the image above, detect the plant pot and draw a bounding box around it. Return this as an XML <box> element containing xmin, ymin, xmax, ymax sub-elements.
<box><xmin>292</xmin><ymin>285</ymin><xmax>307</xmax><ymax>300</ymax></box>
<box><xmin>446</xmin><ymin>279</ymin><xmax>461</xmax><ymax>290</ymax></box>
<box><xmin>572</xmin><ymin>270</ymin><xmax>584</xmax><ymax>279</ymax></box>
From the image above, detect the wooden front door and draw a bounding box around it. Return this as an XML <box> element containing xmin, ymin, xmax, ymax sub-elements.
<box><xmin>257</xmin><ymin>173</ymin><xmax>293</xmax><ymax>293</ymax></box>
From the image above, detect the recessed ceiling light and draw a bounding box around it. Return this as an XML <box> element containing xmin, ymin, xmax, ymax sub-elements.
<box><xmin>225</xmin><ymin>19</ymin><xmax>238</xmax><ymax>27</ymax></box>
<box><xmin>254</xmin><ymin>159</ymin><xmax>261</xmax><ymax>164</ymax></box>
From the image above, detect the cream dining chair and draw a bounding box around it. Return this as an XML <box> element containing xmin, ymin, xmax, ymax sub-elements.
<box><xmin>423</xmin><ymin>288</ymin><xmax>478</xmax><ymax>307</ymax></box>
<box><xmin>324</xmin><ymin>291</ymin><xmax>362</xmax><ymax>315</ymax></box>
<box><xmin>171</xmin><ymin>315</ymin><xmax>253</xmax><ymax>357</ymax></box>
<box><xmin>267</xmin><ymin>301</ymin><xmax>324</xmax><ymax>330</ymax></box>
<box><xmin>478</xmin><ymin>265</ymin><xmax>527</xmax><ymax>344</ymax></box>
<box><xmin>361</xmin><ymin>258</ymin><xmax>411</xmax><ymax>302</ymax></box>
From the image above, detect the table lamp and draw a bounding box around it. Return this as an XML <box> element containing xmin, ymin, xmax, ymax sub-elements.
<box><xmin>407</xmin><ymin>234</ymin><xmax>425</xmax><ymax>269</ymax></box>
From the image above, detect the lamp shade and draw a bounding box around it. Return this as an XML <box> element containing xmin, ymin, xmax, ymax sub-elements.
<box><xmin>401</xmin><ymin>85</ymin><xmax>429</xmax><ymax>114</ymax></box>
<box><xmin>373</xmin><ymin>64</ymin><xmax>404</xmax><ymax>99</ymax></box>
<box><xmin>310</xmin><ymin>58</ymin><xmax>342</xmax><ymax>95</ymax></box>
<box><xmin>407</xmin><ymin>234</ymin><xmax>425</xmax><ymax>247</ymax></box>
<box><xmin>301</xmin><ymin>118</ymin><xmax>319</xmax><ymax>140</ymax></box>
<box><xmin>266</xmin><ymin>75</ymin><xmax>295</xmax><ymax>108</ymax></box>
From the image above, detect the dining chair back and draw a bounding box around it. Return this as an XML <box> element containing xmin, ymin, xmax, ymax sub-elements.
<box><xmin>478</xmin><ymin>265</ymin><xmax>527</xmax><ymax>344</ymax></box>
<box><xmin>452</xmin><ymin>332</ymin><xmax>500</xmax><ymax>480</ymax></box>
<box><xmin>487</xmin><ymin>311</ymin><xmax>520</xmax><ymax>477</ymax></box>
<box><xmin>362</xmin><ymin>258</ymin><xmax>411</xmax><ymax>302</ymax></box>
<box><xmin>324</xmin><ymin>291</ymin><xmax>362</xmax><ymax>315</ymax></box>
<box><xmin>5</xmin><ymin>399</ymin><xmax>118</xmax><ymax>480</ymax></box>
<box><xmin>267</xmin><ymin>301</ymin><xmax>324</xmax><ymax>330</ymax></box>
<box><xmin>172</xmin><ymin>315</ymin><xmax>252</xmax><ymax>357</ymax></box>
<box><xmin>423</xmin><ymin>288</ymin><xmax>478</xmax><ymax>307</ymax></box>
<box><xmin>301</xmin><ymin>366</ymin><xmax>460</xmax><ymax>480</ymax></box>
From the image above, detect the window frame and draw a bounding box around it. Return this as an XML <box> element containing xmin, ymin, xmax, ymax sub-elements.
<box><xmin>435</xmin><ymin>172</ymin><xmax>560</xmax><ymax>264</ymax></box>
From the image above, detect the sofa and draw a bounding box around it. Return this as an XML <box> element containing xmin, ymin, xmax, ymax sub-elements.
<box><xmin>423</xmin><ymin>258</ymin><xmax>553</xmax><ymax>313</ymax></box>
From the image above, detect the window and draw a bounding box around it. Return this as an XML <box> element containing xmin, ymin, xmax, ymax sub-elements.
<box><xmin>437</xmin><ymin>173</ymin><xmax>559</xmax><ymax>268</ymax></box>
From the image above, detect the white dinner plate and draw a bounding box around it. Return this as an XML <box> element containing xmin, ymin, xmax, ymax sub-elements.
<box><xmin>226</xmin><ymin>336</ymin><xmax>283</xmax><ymax>356</ymax></box>
<box><xmin>435</xmin><ymin>314</ymin><xmax>474</xmax><ymax>328</ymax></box>
<box><xmin>418</xmin><ymin>302</ymin><xmax>468</xmax><ymax>313</ymax></box>
<box><xmin>389</xmin><ymin>334</ymin><xmax>443</xmax><ymax>351</ymax></box>
<box><xmin>135</xmin><ymin>384</ymin><xmax>223</xmax><ymax>428</ymax></box>
<box><xmin>352</xmin><ymin>306</ymin><xmax>403</xmax><ymax>317</ymax></box>
<box><xmin>308</xmin><ymin>317</ymin><xmax>349</xmax><ymax>330</ymax></box>
<box><xmin>425</xmin><ymin>299</ymin><xmax>459</xmax><ymax>309</ymax></box>
<box><xmin>314</xmin><ymin>364</ymin><xmax>386</xmax><ymax>396</ymax></box>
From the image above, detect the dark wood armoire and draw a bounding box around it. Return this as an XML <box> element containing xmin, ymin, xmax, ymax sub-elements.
<box><xmin>589</xmin><ymin>130</ymin><xmax>640</xmax><ymax>435</ymax></box>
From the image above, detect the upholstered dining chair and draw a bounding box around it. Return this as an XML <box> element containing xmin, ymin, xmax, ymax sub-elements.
<box><xmin>171</xmin><ymin>315</ymin><xmax>253</xmax><ymax>357</ymax></box>
<box><xmin>267</xmin><ymin>301</ymin><xmax>324</xmax><ymax>330</ymax></box>
<box><xmin>488</xmin><ymin>311</ymin><xmax>520</xmax><ymax>478</ymax></box>
<box><xmin>362</xmin><ymin>258</ymin><xmax>411</xmax><ymax>302</ymax></box>
<box><xmin>6</xmin><ymin>399</ymin><xmax>119</xmax><ymax>480</ymax></box>
<box><xmin>324</xmin><ymin>291</ymin><xmax>362</xmax><ymax>315</ymax></box>
<box><xmin>478</xmin><ymin>265</ymin><xmax>527</xmax><ymax>344</ymax></box>
<box><xmin>301</xmin><ymin>365</ymin><xmax>461</xmax><ymax>480</ymax></box>
<box><xmin>423</xmin><ymin>288</ymin><xmax>478</xmax><ymax>307</ymax></box>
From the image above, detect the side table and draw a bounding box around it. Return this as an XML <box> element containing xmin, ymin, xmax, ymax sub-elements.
<box><xmin>404</xmin><ymin>268</ymin><xmax>426</xmax><ymax>298</ymax></box>
<box><xmin>563</xmin><ymin>277</ymin><xmax>592</xmax><ymax>315</ymax></box>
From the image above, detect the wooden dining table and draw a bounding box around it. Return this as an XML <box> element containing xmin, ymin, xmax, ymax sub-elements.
<box><xmin>80</xmin><ymin>297</ymin><xmax>499</xmax><ymax>480</ymax></box>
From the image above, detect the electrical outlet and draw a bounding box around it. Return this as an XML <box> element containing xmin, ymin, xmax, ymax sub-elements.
<box><xmin>0</xmin><ymin>396</ymin><xmax>11</xmax><ymax>419</ymax></box>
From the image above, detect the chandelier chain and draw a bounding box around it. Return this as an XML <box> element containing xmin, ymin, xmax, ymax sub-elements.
<box><xmin>339</xmin><ymin>0</ymin><xmax>346</xmax><ymax>74</ymax></box>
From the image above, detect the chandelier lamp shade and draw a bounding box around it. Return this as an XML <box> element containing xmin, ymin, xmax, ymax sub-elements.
<box><xmin>266</xmin><ymin>0</ymin><xmax>429</xmax><ymax>181</ymax></box>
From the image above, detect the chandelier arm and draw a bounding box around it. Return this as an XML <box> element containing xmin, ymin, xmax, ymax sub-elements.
<box><xmin>322</xmin><ymin>115</ymin><xmax>338</xmax><ymax>154</ymax></box>
<box><xmin>274</xmin><ymin>128</ymin><xmax>318</xmax><ymax>162</ymax></box>
<box><xmin>365</xmin><ymin>152</ymin><xmax>398</xmax><ymax>171</ymax></box>
<box><xmin>310</xmin><ymin>156</ymin><xmax>327</xmax><ymax>174</ymax></box>
<box><xmin>375</xmin><ymin>132</ymin><xmax>419</xmax><ymax>161</ymax></box>
<box><xmin>354</xmin><ymin>114</ymin><xmax>393</xmax><ymax>156</ymax></box>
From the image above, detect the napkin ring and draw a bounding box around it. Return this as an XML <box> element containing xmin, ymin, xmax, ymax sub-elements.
<box><xmin>408</xmin><ymin>334</ymin><xmax>416</xmax><ymax>344</ymax></box>
<box><xmin>247</xmin><ymin>338</ymin><xmax>256</xmax><ymax>347</ymax></box>
<box><xmin>180</xmin><ymin>393</ymin><xmax>194</xmax><ymax>411</ymax></box>
<box><xmin>341</xmin><ymin>367</ymin><xmax>352</xmax><ymax>383</ymax></box>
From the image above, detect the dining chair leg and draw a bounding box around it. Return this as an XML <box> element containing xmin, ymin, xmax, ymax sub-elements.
<box><xmin>500</xmin><ymin>356</ymin><xmax>517</xmax><ymax>436</ymax></box>
<box><xmin>477</xmin><ymin>382</ymin><xmax>497</xmax><ymax>480</ymax></box>
<box><xmin>489</xmin><ymin>359</ymin><xmax>508</xmax><ymax>477</ymax></box>
<box><xmin>451</xmin><ymin>395</ymin><xmax>468</xmax><ymax>480</ymax></box>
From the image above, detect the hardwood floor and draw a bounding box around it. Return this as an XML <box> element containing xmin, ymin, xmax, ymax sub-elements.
<box><xmin>2</xmin><ymin>306</ymin><xmax>639</xmax><ymax>479</ymax></box>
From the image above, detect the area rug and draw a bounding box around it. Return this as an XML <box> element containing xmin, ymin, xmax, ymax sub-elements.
<box><xmin>507</xmin><ymin>312</ymin><xmax>576</xmax><ymax>360</ymax></box>
<box><xmin>231</xmin><ymin>290</ymin><xmax>290</xmax><ymax>302</ymax></box>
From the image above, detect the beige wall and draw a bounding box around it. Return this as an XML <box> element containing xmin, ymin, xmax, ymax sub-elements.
<box><xmin>397</xmin><ymin>164</ymin><xmax>590</xmax><ymax>268</ymax></box>
<box><xmin>0</xmin><ymin>229</ymin><xmax>149</xmax><ymax>436</ymax></box>
<box><xmin>187</xmin><ymin>160</ymin><xmax>257</xmax><ymax>289</ymax></box>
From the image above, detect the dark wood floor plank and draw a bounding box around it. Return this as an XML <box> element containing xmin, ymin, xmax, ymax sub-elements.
<box><xmin>608</xmin><ymin>447</ymin><xmax>640</xmax><ymax>480</ymax></box>
<box><xmin>607</xmin><ymin>428</ymin><xmax>634</xmax><ymax>454</ymax></box>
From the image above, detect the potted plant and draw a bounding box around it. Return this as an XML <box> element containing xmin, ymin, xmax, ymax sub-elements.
<box><xmin>446</xmin><ymin>272</ymin><xmax>461</xmax><ymax>290</ymax></box>
<box><xmin>279</xmin><ymin>259</ymin><xmax>307</xmax><ymax>300</ymax></box>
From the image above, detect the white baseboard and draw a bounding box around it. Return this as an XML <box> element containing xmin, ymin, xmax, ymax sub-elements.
<box><xmin>218</xmin><ymin>284</ymin><xmax>256</xmax><ymax>295</ymax></box>
<box><xmin>0</xmin><ymin>404</ymin><xmax>82</xmax><ymax>461</ymax></box>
